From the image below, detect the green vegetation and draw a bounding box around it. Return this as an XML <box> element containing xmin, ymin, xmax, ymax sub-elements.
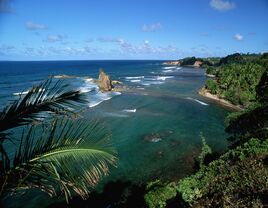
<box><xmin>198</xmin><ymin>135</ymin><xmax>212</xmax><ymax>168</ymax></box>
<box><xmin>205</xmin><ymin>79</ymin><xmax>218</xmax><ymax>94</ymax></box>
<box><xmin>0</xmin><ymin>79</ymin><xmax>117</xmax><ymax>203</ymax></box>
<box><xmin>205</xmin><ymin>53</ymin><xmax>268</xmax><ymax>106</ymax></box>
<box><xmin>144</xmin><ymin>180</ymin><xmax>177</xmax><ymax>208</ymax></box>
<box><xmin>179</xmin><ymin>56</ymin><xmax>214</xmax><ymax>67</ymax></box>
<box><xmin>177</xmin><ymin>138</ymin><xmax>268</xmax><ymax>207</ymax></box>
<box><xmin>144</xmin><ymin>52</ymin><xmax>268</xmax><ymax>207</ymax></box>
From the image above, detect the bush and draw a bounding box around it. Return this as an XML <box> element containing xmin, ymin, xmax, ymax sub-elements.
<box><xmin>206</xmin><ymin>66</ymin><xmax>218</xmax><ymax>75</ymax></box>
<box><xmin>177</xmin><ymin>138</ymin><xmax>268</xmax><ymax>207</ymax></box>
<box><xmin>198</xmin><ymin>135</ymin><xmax>212</xmax><ymax>168</ymax></box>
<box><xmin>144</xmin><ymin>181</ymin><xmax>177</xmax><ymax>208</ymax></box>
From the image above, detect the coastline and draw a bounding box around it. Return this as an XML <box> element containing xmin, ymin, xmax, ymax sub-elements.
<box><xmin>198</xmin><ymin>87</ymin><xmax>243</xmax><ymax>111</ymax></box>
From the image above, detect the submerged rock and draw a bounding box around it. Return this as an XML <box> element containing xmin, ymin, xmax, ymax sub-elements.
<box><xmin>143</xmin><ymin>130</ymin><xmax>173</xmax><ymax>143</ymax></box>
<box><xmin>112</xmin><ymin>80</ymin><xmax>123</xmax><ymax>85</ymax></box>
<box><xmin>144</xmin><ymin>133</ymin><xmax>162</xmax><ymax>142</ymax></box>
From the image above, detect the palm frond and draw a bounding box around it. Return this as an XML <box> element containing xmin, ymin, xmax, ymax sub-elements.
<box><xmin>2</xmin><ymin>118</ymin><xmax>117</xmax><ymax>202</ymax></box>
<box><xmin>0</xmin><ymin>79</ymin><xmax>87</xmax><ymax>134</ymax></box>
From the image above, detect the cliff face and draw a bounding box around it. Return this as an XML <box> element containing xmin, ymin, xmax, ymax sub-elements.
<box><xmin>162</xmin><ymin>61</ymin><xmax>181</xmax><ymax>65</ymax></box>
<box><xmin>98</xmin><ymin>69</ymin><xmax>113</xmax><ymax>91</ymax></box>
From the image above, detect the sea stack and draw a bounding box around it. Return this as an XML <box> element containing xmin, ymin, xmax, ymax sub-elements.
<box><xmin>98</xmin><ymin>69</ymin><xmax>113</xmax><ymax>92</ymax></box>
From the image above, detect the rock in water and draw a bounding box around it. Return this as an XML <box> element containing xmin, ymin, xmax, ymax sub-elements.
<box><xmin>98</xmin><ymin>69</ymin><xmax>113</xmax><ymax>91</ymax></box>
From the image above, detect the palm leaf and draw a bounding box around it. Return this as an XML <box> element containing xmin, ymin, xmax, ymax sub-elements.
<box><xmin>2</xmin><ymin>118</ymin><xmax>117</xmax><ymax>202</ymax></box>
<box><xmin>0</xmin><ymin>79</ymin><xmax>87</xmax><ymax>134</ymax></box>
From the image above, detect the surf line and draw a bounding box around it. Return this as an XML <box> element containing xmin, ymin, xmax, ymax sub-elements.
<box><xmin>186</xmin><ymin>97</ymin><xmax>209</xmax><ymax>106</ymax></box>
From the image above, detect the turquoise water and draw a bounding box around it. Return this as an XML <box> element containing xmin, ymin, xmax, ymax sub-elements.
<box><xmin>92</xmin><ymin>72</ymin><xmax>229</xmax><ymax>185</ymax></box>
<box><xmin>0</xmin><ymin>61</ymin><xmax>230</xmax><ymax>207</ymax></box>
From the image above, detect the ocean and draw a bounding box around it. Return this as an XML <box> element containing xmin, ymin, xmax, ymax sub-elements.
<box><xmin>0</xmin><ymin>60</ymin><xmax>230</xmax><ymax>207</ymax></box>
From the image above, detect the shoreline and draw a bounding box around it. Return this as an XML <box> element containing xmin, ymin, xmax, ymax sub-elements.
<box><xmin>198</xmin><ymin>88</ymin><xmax>243</xmax><ymax>111</ymax></box>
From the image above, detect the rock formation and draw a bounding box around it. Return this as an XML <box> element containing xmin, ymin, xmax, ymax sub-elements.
<box><xmin>162</xmin><ymin>61</ymin><xmax>181</xmax><ymax>65</ymax></box>
<box><xmin>193</xmin><ymin>61</ymin><xmax>203</xmax><ymax>67</ymax></box>
<box><xmin>98</xmin><ymin>69</ymin><xmax>113</xmax><ymax>92</ymax></box>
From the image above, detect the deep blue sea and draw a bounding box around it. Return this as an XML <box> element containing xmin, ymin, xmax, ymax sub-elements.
<box><xmin>0</xmin><ymin>60</ymin><xmax>230</xmax><ymax>207</ymax></box>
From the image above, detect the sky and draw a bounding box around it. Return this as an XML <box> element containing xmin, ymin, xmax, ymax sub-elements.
<box><xmin>0</xmin><ymin>0</ymin><xmax>267</xmax><ymax>60</ymax></box>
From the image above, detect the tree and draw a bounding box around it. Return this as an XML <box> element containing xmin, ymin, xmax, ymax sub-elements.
<box><xmin>0</xmin><ymin>79</ymin><xmax>117</xmax><ymax>203</ymax></box>
<box><xmin>205</xmin><ymin>79</ymin><xmax>218</xmax><ymax>94</ymax></box>
<box><xmin>256</xmin><ymin>68</ymin><xmax>268</xmax><ymax>103</ymax></box>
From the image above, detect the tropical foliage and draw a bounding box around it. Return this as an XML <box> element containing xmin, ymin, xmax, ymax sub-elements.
<box><xmin>177</xmin><ymin>138</ymin><xmax>268</xmax><ymax>207</ymax></box>
<box><xmin>144</xmin><ymin>180</ymin><xmax>177</xmax><ymax>208</ymax></box>
<box><xmin>0</xmin><ymin>79</ymin><xmax>117</xmax><ymax>203</ymax></box>
<box><xmin>205</xmin><ymin>53</ymin><xmax>268</xmax><ymax>106</ymax></box>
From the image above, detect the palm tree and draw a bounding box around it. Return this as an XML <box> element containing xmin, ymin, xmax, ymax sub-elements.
<box><xmin>0</xmin><ymin>79</ymin><xmax>117</xmax><ymax>203</ymax></box>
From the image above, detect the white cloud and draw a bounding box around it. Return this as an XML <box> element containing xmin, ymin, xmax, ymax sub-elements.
<box><xmin>25</xmin><ymin>21</ymin><xmax>47</xmax><ymax>30</ymax></box>
<box><xmin>210</xmin><ymin>0</ymin><xmax>236</xmax><ymax>11</ymax></box>
<box><xmin>234</xmin><ymin>33</ymin><xmax>243</xmax><ymax>41</ymax></box>
<box><xmin>142</xmin><ymin>23</ymin><xmax>162</xmax><ymax>32</ymax></box>
<box><xmin>44</xmin><ymin>35</ymin><xmax>66</xmax><ymax>42</ymax></box>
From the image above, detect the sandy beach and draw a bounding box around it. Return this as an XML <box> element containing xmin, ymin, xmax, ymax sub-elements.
<box><xmin>198</xmin><ymin>87</ymin><xmax>243</xmax><ymax>111</ymax></box>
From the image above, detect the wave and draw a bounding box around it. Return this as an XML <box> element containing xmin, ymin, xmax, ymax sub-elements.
<box><xmin>13</xmin><ymin>88</ymin><xmax>45</xmax><ymax>96</ymax></box>
<box><xmin>79</xmin><ymin>78</ymin><xmax>98</xmax><ymax>93</ymax></box>
<box><xmin>13</xmin><ymin>91</ymin><xmax>29</xmax><ymax>96</ymax></box>
<box><xmin>89</xmin><ymin>100</ymin><xmax>103</xmax><ymax>108</ymax></box>
<box><xmin>88</xmin><ymin>91</ymin><xmax>121</xmax><ymax>108</ymax></box>
<box><xmin>130</xmin><ymin>79</ymin><xmax>141</xmax><ymax>83</ymax></box>
<box><xmin>162</xmin><ymin>69</ymin><xmax>173</xmax><ymax>73</ymax></box>
<box><xmin>156</xmin><ymin>76</ymin><xmax>174</xmax><ymax>81</ymax></box>
<box><xmin>186</xmin><ymin>97</ymin><xmax>209</xmax><ymax>106</ymax></box>
<box><xmin>125</xmin><ymin>76</ymin><xmax>144</xmax><ymax>80</ymax></box>
<box><xmin>53</xmin><ymin>74</ymin><xmax>78</xmax><ymax>79</ymax></box>
<box><xmin>162</xmin><ymin>66</ymin><xmax>177</xmax><ymax>69</ymax></box>
<box><xmin>122</xmin><ymin>109</ymin><xmax>136</xmax><ymax>113</ymax></box>
<box><xmin>83</xmin><ymin>77</ymin><xmax>94</xmax><ymax>82</ymax></box>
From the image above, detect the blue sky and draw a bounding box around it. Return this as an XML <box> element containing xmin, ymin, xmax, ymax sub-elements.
<box><xmin>0</xmin><ymin>0</ymin><xmax>267</xmax><ymax>60</ymax></box>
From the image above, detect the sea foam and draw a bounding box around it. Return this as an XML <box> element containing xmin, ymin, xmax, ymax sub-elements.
<box><xmin>156</xmin><ymin>76</ymin><xmax>174</xmax><ymax>81</ymax></box>
<box><xmin>186</xmin><ymin>97</ymin><xmax>209</xmax><ymax>106</ymax></box>
<box><xmin>88</xmin><ymin>91</ymin><xmax>121</xmax><ymax>108</ymax></box>
<box><xmin>162</xmin><ymin>66</ymin><xmax>177</xmax><ymax>69</ymax></box>
<box><xmin>122</xmin><ymin>109</ymin><xmax>136</xmax><ymax>113</ymax></box>
<box><xmin>130</xmin><ymin>79</ymin><xmax>141</xmax><ymax>83</ymax></box>
<box><xmin>13</xmin><ymin>88</ymin><xmax>45</xmax><ymax>96</ymax></box>
<box><xmin>125</xmin><ymin>76</ymin><xmax>144</xmax><ymax>80</ymax></box>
